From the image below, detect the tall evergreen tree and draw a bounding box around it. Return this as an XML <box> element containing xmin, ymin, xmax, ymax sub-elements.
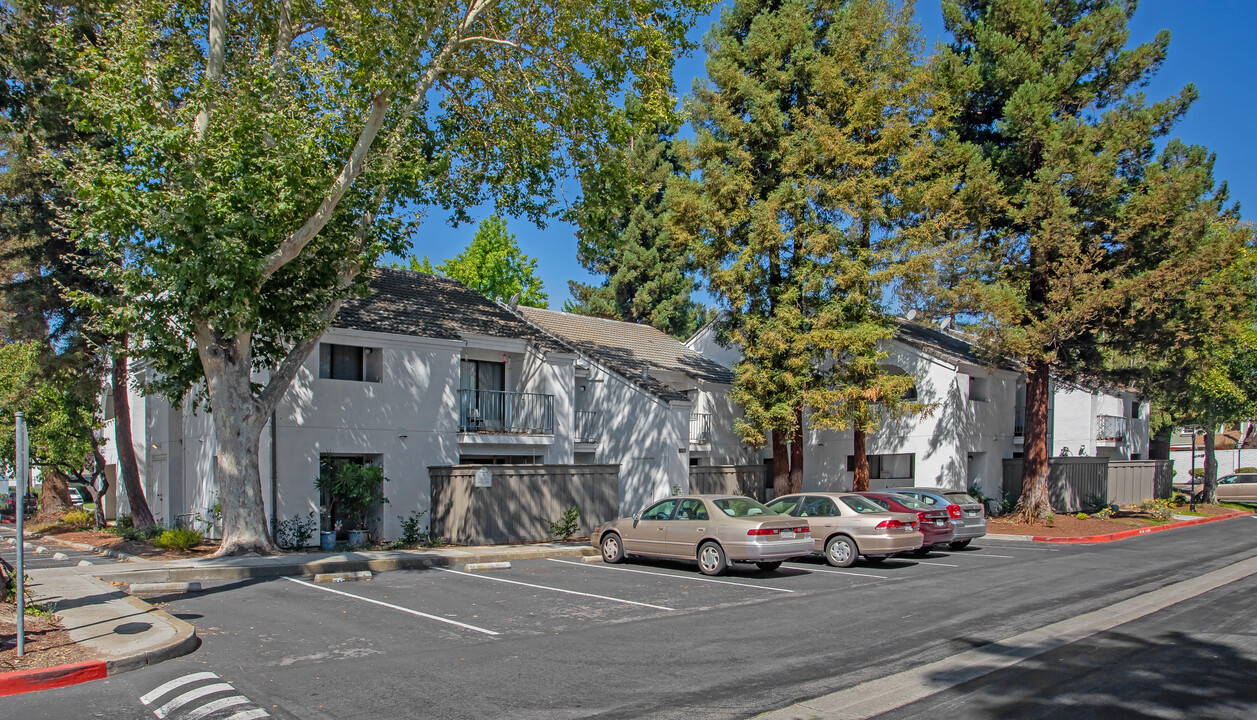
<box><xmin>567</xmin><ymin>96</ymin><xmax>705</xmax><ymax>339</ymax></box>
<box><xmin>941</xmin><ymin>0</ymin><xmax>1227</xmax><ymax>519</ymax></box>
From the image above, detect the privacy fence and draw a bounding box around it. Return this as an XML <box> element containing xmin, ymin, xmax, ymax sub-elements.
<box><xmin>1001</xmin><ymin>458</ymin><xmax>1172</xmax><ymax>512</ymax></box>
<box><xmin>428</xmin><ymin>464</ymin><xmax>619</xmax><ymax>545</ymax></box>
<box><xmin>688</xmin><ymin>465</ymin><xmax>769</xmax><ymax>502</ymax></box>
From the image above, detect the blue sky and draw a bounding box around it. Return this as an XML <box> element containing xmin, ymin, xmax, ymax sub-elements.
<box><xmin>400</xmin><ymin>0</ymin><xmax>1257</xmax><ymax>310</ymax></box>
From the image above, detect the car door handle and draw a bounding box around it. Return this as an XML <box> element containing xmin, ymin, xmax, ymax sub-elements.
<box><xmin>696</xmin><ymin>527</ymin><xmax>705</xmax><ymax>532</ymax></box>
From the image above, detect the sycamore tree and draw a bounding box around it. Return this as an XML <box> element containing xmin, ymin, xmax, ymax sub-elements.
<box><xmin>60</xmin><ymin>0</ymin><xmax>706</xmax><ymax>555</ymax></box>
<box><xmin>677</xmin><ymin>0</ymin><xmax>940</xmax><ymax>494</ymax></box>
<box><xmin>403</xmin><ymin>215</ymin><xmax>548</xmax><ymax>308</ymax></box>
<box><xmin>566</xmin><ymin>94</ymin><xmax>706</xmax><ymax>339</ymax></box>
<box><xmin>941</xmin><ymin>0</ymin><xmax>1234</xmax><ymax>520</ymax></box>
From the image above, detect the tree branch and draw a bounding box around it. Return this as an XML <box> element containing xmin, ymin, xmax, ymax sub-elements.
<box><xmin>459</xmin><ymin>35</ymin><xmax>518</xmax><ymax>48</ymax></box>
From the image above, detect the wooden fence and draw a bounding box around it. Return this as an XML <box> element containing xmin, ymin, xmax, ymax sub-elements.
<box><xmin>1002</xmin><ymin>458</ymin><xmax>1172</xmax><ymax>512</ymax></box>
<box><xmin>689</xmin><ymin>465</ymin><xmax>769</xmax><ymax>501</ymax></box>
<box><xmin>428</xmin><ymin>464</ymin><xmax>619</xmax><ymax>545</ymax></box>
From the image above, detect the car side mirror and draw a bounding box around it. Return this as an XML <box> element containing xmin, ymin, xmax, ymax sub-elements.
<box><xmin>632</xmin><ymin>512</ymin><xmax>640</xmax><ymax>527</ymax></box>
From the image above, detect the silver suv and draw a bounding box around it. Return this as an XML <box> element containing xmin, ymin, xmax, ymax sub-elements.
<box><xmin>882</xmin><ymin>487</ymin><xmax>986</xmax><ymax>549</ymax></box>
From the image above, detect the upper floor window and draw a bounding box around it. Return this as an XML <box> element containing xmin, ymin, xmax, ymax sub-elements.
<box><xmin>968</xmin><ymin>376</ymin><xmax>989</xmax><ymax>402</ymax></box>
<box><xmin>319</xmin><ymin>343</ymin><xmax>382</xmax><ymax>382</ymax></box>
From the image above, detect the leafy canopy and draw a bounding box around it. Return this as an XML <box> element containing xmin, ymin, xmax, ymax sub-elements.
<box><xmin>403</xmin><ymin>215</ymin><xmax>548</xmax><ymax>308</ymax></box>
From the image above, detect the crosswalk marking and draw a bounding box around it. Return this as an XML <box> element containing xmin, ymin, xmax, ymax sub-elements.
<box><xmin>155</xmin><ymin>683</ymin><xmax>237</xmax><ymax>718</ymax></box>
<box><xmin>182</xmin><ymin>696</ymin><xmax>253</xmax><ymax>720</ymax></box>
<box><xmin>140</xmin><ymin>672</ymin><xmax>219</xmax><ymax>706</ymax></box>
<box><xmin>224</xmin><ymin>709</ymin><xmax>271</xmax><ymax>720</ymax></box>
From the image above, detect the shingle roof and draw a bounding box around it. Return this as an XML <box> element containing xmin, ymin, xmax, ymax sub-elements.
<box><xmin>518</xmin><ymin>307</ymin><xmax>735</xmax><ymax>399</ymax></box>
<box><xmin>333</xmin><ymin>268</ymin><xmax>562</xmax><ymax>352</ymax></box>
<box><xmin>892</xmin><ymin>319</ymin><xmax>1019</xmax><ymax>371</ymax></box>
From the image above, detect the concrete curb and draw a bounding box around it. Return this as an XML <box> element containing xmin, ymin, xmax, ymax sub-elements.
<box><xmin>0</xmin><ymin>661</ymin><xmax>108</xmax><ymax>698</ymax></box>
<box><xmin>1031</xmin><ymin>509</ymin><xmax>1253</xmax><ymax>544</ymax></box>
<box><xmin>38</xmin><ymin>534</ymin><xmax>143</xmax><ymax>562</ymax></box>
<box><xmin>102</xmin><ymin>592</ymin><xmax>201</xmax><ymax>676</ymax></box>
<box><xmin>93</xmin><ymin>545</ymin><xmax>600</xmax><ymax>585</ymax></box>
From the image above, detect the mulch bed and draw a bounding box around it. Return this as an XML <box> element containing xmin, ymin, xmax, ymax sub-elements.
<box><xmin>989</xmin><ymin>503</ymin><xmax>1246</xmax><ymax>537</ymax></box>
<box><xmin>46</xmin><ymin>530</ymin><xmax>219</xmax><ymax>561</ymax></box>
<box><xmin>0</xmin><ymin>605</ymin><xmax>99</xmax><ymax>673</ymax></box>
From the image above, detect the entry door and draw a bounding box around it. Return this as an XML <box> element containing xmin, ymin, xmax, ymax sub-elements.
<box><xmin>625</xmin><ymin>498</ymin><xmax>677</xmax><ymax>556</ymax></box>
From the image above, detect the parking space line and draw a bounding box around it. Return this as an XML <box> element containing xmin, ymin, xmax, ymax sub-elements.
<box><xmin>547</xmin><ymin>558</ymin><xmax>796</xmax><ymax>593</ymax></box>
<box><xmin>951</xmin><ymin>553</ymin><xmax>1015</xmax><ymax>559</ymax></box>
<box><xmin>913</xmin><ymin>561</ymin><xmax>959</xmax><ymax>567</ymax></box>
<box><xmin>785</xmin><ymin>564</ymin><xmax>888</xmax><ymax>579</ymax></box>
<box><xmin>438</xmin><ymin>567</ymin><xmax>676</xmax><ymax>610</ymax></box>
<box><xmin>284</xmin><ymin>577</ymin><xmax>500</xmax><ymax>636</ymax></box>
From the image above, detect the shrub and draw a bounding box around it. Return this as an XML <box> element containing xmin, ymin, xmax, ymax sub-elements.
<box><xmin>62</xmin><ymin>509</ymin><xmax>94</xmax><ymax>528</ymax></box>
<box><xmin>1084</xmin><ymin>493</ymin><xmax>1108</xmax><ymax>512</ymax></box>
<box><xmin>315</xmin><ymin>463</ymin><xmax>389</xmax><ymax>531</ymax></box>
<box><xmin>1138</xmin><ymin>498</ymin><xmax>1174</xmax><ymax>521</ymax></box>
<box><xmin>1170</xmin><ymin>493</ymin><xmax>1188</xmax><ymax>507</ymax></box>
<box><xmin>1190</xmin><ymin>468</ymin><xmax>1206</xmax><ymax>478</ymax></box>
<box><xmin>1092</xmin><ymin>506</ymin><xmax>1115</xmax><ymax>520</ymax></box>
<box><xmin>396</xmin><ymin>510</ymin><xmax>428</xmax><ymax>547</ymax></box>
<box><xmin>1075</xmin><ymin>512</ymin><xmax>1088</xmax><ymax>520</ymax></box>
<box><xmin>1043</xmin><ymin>512</ymin><xmax>1055</xmax><ymax>527</ymax></box>
<box><xmin>152</xmin><ymin>528</ymin><xmax>204</xmax><ymax>551</ymax></box>
<box><xmin>1000</xmin><ymin>491</ymin><xmax>1015</xmax><ymax>517</ymax></box>
<box><xmin>549</xmin><ymin>505</ymin><xmax>581</xmax><ymax>541</ymax></box>
<box><xmin>1236</xmin><ymin>467</ymin><xmax>1257</xmax><ymax>474</ymax></box>
<box><xmin>117</xmin><ymin>513</ymin><xmax>134</xmax><ymax>529</ymax></box>
<box><xmin>276</xmin><ymin>511</ymin><xmax>317</xmax><ymax>550</ymax></box>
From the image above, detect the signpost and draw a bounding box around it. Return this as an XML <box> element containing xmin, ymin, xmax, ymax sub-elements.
<box><xmin>15</xmin><ymin>412</ymin><xmax>27</xmax><ymax>656</ymax></box>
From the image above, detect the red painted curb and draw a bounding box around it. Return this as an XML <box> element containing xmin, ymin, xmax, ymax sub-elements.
<box><xmin>1032</xmin><ymin>510</ymin><xmax>1253</xmax><ymax>544</ymax></box>
<box><xmin>0</xmin><ymin>660</ymin><xmax>108</xmax><ymax>697</ymax></box>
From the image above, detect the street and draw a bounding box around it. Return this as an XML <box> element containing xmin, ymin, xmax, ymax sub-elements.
<box><xmin>6</xmin><ymin>518</ymin><xmax>1257</xmax><ymax>719</ymax></box>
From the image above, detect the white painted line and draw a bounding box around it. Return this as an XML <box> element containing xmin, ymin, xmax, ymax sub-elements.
<box><xmin>140</xmin><ymin>672</ymin><xmax>220</xmax><ymax>705</ymax></box>
<box><xmin>440</xmin><ymin>567</ymin><xmax>676</xmax><ymax>610</ymax></box>
<box><xmin>980</xmin><ymin>544</ymin><xmax>1060</xmax><ymax>551</ymax></box>
<box><xmin>183</xmin><ymin>696</ymin><xmax>253</xmax><ymax>720</ymax></box>
<box><xmin>786</xmin><ymin>565</ymin><xmax>889</xmax><ymax>580</ymax></box>
<box><xmin>950</xmin><ymin>553</ymin><xmax>1016</xmax><ymax>559</ymax></box>
<box><xmin>548</xmin><ymin>558</ymin><xmax>796</xmax><ymax>594</ymax></box>
<box><xmin>155</xmin><ymin>683</ymin><xmax>236</xmax><ymax>718</ymax></box>
<box><xmin>284</xmin><ymin>577</ymin><xmax>499</xmax><ymax>636</ymax></box>
<box><xmin>913</xmin><ymin>561</ymin><xmax>959</xmax><ymax>567</ymax></box>
<box><xmin>223</xmin><ymin>709</ymin><xmax>270</xmax><ymax>720</ymax></box>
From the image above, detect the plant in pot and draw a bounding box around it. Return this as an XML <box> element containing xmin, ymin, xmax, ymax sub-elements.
<box><xmin>315</xmin><ymin>464</ymin><xmax>389</xmax><ymax>549</ymax></box>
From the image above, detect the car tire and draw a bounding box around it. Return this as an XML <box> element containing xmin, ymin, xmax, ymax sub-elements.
<box><xmin>697</xmin><ymin>541</ymin><xmax>728</xmax><ymax>576</ymax></box>
<box><xmin>824</xmin><ymin>535</ymin><xmax>858</xmax><ymax>568</ymax></box>
<box><xmin>755</xmin><ymin>561</ymin><xmax>783</xmax><ymax>571</ymax></box>
<box><xmin>600</xmin><ymin>533</ymin><xmax>625</xmax><ymax>563</ymax></box>
<box><xmin>949</xmin><ymin>539</ymin><xmax>971</xmax><ymax>550</ymax></box>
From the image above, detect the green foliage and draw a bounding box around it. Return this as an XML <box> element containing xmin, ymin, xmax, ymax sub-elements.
<box><xmin>1138</xmin><ymin>498</ymin><xmax>1174</xmax><ymax>521</ymax></box>
<box><xmin>1043</xmin><ymin>512</ymin><xmax>1056</xmax><ymax>527</ymax></box>
<box><xmin>1236</xmin><ymin>467</ymin><xmax>1257</xmax><ymax>474</ymax></box>
<box><xmin>1170</xmin><ymin>493</ymin><xmax>1189</xmax><ymax>507</ymax></box>
<box><xmin>152</xmin><ymin>528</ymin><xmax>205</xmax><ymax>551</ymax></box>
<box><xmin>61</xmin><ymin>509</ymin><xmax>94</xmax><ymax>528</ymax></box>
<box><xmin>1191</xmin><ymin>468</ymin><xmax>1207</xmax><ymax>478</ymax></box>
<box><xmin>395</xmin><ymin>510</ymin><xmax>429</xmax><ymax>548</ymax></box>
<box><xmin>549</xmin><ymin>505</ymin><xmax>582</xmax><ymax>541</ymax></box>
<box><xmin>111</xmin><ymin>523</ymin><xmax>165</xmax><ymax>542</ymax></box>
<box><xmin>316</xmin><ymin>463</ymin><xmax>389</xmax><ymax>532</ymax></box>
<box><xmin>116</xmin><ymin>513</ymin><xmax>133</xmax><ymax>529</ymax></box>
<box><xmin>1085</xmin><ymin>493</ymin><xmax>1109</xmax><ymax>513</ymax></box>
<box><xmin>1075</xmin><ymin>512</ymin><xmax>1088</xmax><ymax>521</ymax></box>
<box><xmin>276</xmin><ymin>511</ymin><xmax>317</xmax><ymax>550</ymax></box>
<box><xmin>1092</xmin><ymin>506</ymin><xmax>1115</xmax><ymax>520</ymax></box>
<box><xmin>402</xmin><ymin>216</ymin><xmax>547</xmax><ymax>308</ymax></box>
<box><xmin>0</xmin><ymin>342</ymin><xmax>100</xmax><ymax>480</ymax></box>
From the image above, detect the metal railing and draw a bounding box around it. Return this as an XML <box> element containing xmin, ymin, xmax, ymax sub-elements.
<box><xmin>1014</xmin><ymin>404</ymin><xmax>1025</xmax><ymax>437</ymax></box>
<box><xmin>690</xmin><ymin>413</ymin><xmax>712</xmax><ymax>445</ymax></box>
<box><xmin>458</xmin><ymin>389</ymin><xmax>554</xmax><ymax>435</ymax></box>
<box><xmin>575</xmin><ymin>410</ymin><xmax>599</xmax><ymax>443</ymax></box>
<box><xmin>1096</xmin><ymin>414</ymin><xmax>1128</xmax><ymax>441</ymax></box>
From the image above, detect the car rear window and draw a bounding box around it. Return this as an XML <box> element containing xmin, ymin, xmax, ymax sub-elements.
<box><xmin>840</xmin><ymin>496</ymin><xmax>887</xmax><ymax>514</ymax></box>
<box><xmin>767</xmin><ymin>497</ymin><xmax>800</xmax><ymax>515</ymax></box>
<box><xmin>944</xmin><ymin>492</ymin><xmax>979</xmax><ymax>506</ymax></box>
<box><xmin>714</xmin><ymin>498</ymin><xmax>772</xmax><ymax>517</ymax></box>
<box><xmin>885</xmin><ymin>493</ymin><xmax>931</xmax><ymax>510</ymax></box>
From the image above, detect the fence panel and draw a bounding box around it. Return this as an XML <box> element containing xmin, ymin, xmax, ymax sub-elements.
<box><xmin>1001</xmin><ymin>458</ymin><xmax>1110</xmax><ymax>512</ymax></box>
<box><xmin>1106</xmin><ymin>460</ymin><xmax>1173</xmax><ymax>505</ymax></box>
<box><xmin>429</xmin><ymin>464</ymin><xmax>619</xmax><ymax>545</ymax></box>
<box><xmin>689</xmin><ymin>465</ymin><xmax>768</xmax><ymax>502</ymax></box>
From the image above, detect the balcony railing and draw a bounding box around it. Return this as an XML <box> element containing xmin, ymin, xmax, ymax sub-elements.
<box><xmin>690</xmin><ymin>413</ymin><xmax>712</xmax><ymax>445</ymax></box>
<box><xmin>575</xmin><ymin>410</ymin><xmax>599</xmax><ymax>444</ymax></box>
<box><xmin>1014</xmin><ymin>404</ymin><xmax>1025</xmax><ymax>437</ymax></box>
<box><xmin>1096</xmin><ymin>414</ymin><xmax>1128</xmax><ymax>441</ymax></box>
<box><xmin>458</xmin><ymin>389</ymin><xmax>554</xmax><ymax>435</ymax></box>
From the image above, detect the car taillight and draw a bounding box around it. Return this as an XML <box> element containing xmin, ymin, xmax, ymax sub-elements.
<box><xmin>793</xmin><ymin>526</ymin><xmax>810</xmax><ymax>534</ymax></box>
<box><xmin>917</xmin><ymin>512</ymin><xmax>928</xmax><ymax>522</ymax></box>
<box><xmin>875</xmin><ymin>519</ymin><xmax>907</xmax><ymax>530</ymax></box>
<box><xmin>747</xmin><ymin>528</ymin><xmax>780</xmax><ymax>536</ymax></box>
<box><xmin>947</xmin><ymin>504</ymin><xmax>962</xmax><ymax>519</ymax></box>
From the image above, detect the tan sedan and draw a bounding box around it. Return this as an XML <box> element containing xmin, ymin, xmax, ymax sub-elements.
<box><xmin>592</xmin><ymin>495</ymin><xmax>813</xmax><ymax>575</ymax></box>
<box><xmin>766</xmin><ymin>493</ymin><xmax>923</xmax><ymax>567</ymax></box>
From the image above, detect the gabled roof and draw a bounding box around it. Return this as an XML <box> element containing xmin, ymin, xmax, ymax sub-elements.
<box><xmin>517</xmin><ymin>307</ymin><xmax>735</xmax><ymax>398</ymax></box>
<box><xmin>334</xmin><ymin>268</ymin><xmax>562</xmax><ymax>352</ymax></box>
<box><xmin>892</xmin><ymin>319</ymin><xmax>1019</xmax><ymax>372</ymax></box>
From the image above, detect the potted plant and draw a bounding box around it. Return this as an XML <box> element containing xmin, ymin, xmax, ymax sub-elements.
<box><xmin>315</xmin><ymin>463</ymin><xmax>389</xmax><ymax>548</ymax></box>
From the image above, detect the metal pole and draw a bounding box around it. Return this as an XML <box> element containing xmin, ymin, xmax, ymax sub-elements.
<box><xmin>15</xmin><ymin>412</ymin><xmax>27</xmax><ymax>656</ymax></box>
<box><xmin>1190</xmin><ymin>429</ymin><xmax>1197</xmax><ymax>513</ymax></box>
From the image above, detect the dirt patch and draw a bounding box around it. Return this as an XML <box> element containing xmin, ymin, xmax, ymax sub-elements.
<box><xmin>47</xmin><ymin>530</ymin><xmax>219</xmax><ymax>561</ymax></box>
<box><xmin>0</xmin><ymin>605</ymin><xmax>100</xmax><ymax>673</ymax></box>
<box><xmin>989</xmin><ymin>504</ymin><xmax>1247</xmax><ymax>537</ymax></box>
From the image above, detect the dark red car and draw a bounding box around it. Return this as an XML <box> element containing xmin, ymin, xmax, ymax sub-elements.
<box><xmin>857</xmin><ymin>492</ymin><xmax>954</xmax><ymax>553</ymax></box>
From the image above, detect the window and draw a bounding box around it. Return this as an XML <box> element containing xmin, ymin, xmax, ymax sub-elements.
<box><xmin>319</xmin><ymin>343</ymin><xmax>382</xmax><ymax>382</ymax></box>
<box><xmin>846</xmin><ymin>453</ymin><xmax>915</xmax><ymax>480</ymax></box>
<box><xmin>714</xmin><ymin>498</ymin><xmax>772</xmax><ymax>517</ymax></box>
<box><xmin>1130</xmin><ymin>402</ymin><xmax>1140</xmax><ymax>419</ymax></box>
<box><xmin>766</xmin><ymin>497</ymin><xmax>800</xmax><ymax>515</ymax></box>
<box><xmin>968</xmin><ymin>376</ymin><xmax>989</xmax><ymax>402</ymax></box>
<box><xmin>840</xmin><ymin>496</ymin><xmax>887</xmax><ymax>514</ymax></box>
<box><xmin>675</xmin><ymin>499</ymin><xmax>709</xmax><ymax>521</ymax></box>
<box><xmin>862</xmin><ymin>496</ymin><xmax>891</xmax><ymax>511</ymax></box>
<box><xmin>640</xmin><ymin>499</ymin><xmax>678</xmax><ymax>521</ymax></box>
<box><xmin>799</xmin><ymin>496</ymin><xmax>839</xmax><ymax>517</ymax></box>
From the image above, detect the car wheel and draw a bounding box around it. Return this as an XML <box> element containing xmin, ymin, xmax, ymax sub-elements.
<box><xmin>697</xmin><ymin>541</ymin><xmax>728</xmax><ymax>576</ymax></box>
<box><xmin>824</xmin><ymin>535</ymin><xmax>857</xmax><ymax>568</ymax></box>
<box><xmin>949</xmin><ymin>539</ymin><xmax>971</xmax><ymax>550</ymax></box>
<box><xmin>755</xmin><ymin>561</ymin><xmax>783</xmax><ymax>571</ymax></box>
<box><xmin>600</xmin><ymin>533</ymin><xmax>625</xmax><ymax>563</ymax></box>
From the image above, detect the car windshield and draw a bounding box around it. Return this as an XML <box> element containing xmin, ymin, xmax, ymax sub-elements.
<box><xmin>944</xmin><ymin>492</ymin><xmax>979</xmax><ymax>506</ymax></box>
<box><xmin>714</xmin><ymin>498</ymin><xmax>773</xmax><ymax>517</ymax></box>
<box><xmin>885</xmin><ymin>493</ymin><xmax>931</xmax><ymax>510</ymax></box>
<box><xmin>766</xmin><ymin>497</ymin><xmax>799</xmax><ymax>515</ymax></box>
<box><xmin>840</xmin><ymin>496</ymin><xmax>887</xmax><ymax>514</ymax></box>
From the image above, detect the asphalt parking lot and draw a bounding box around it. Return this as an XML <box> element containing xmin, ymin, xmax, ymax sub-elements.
<box><xmin>0</xmin><ymin>528</ymin><xmax>127</xmax><ymax>570</ymax></box>
<box><xmin>10</xmin><ymin>519</ymin><xmax>1257</xmax><ymax>719</ymax></box>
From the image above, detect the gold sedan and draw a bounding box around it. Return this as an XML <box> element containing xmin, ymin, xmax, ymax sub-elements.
<box><xmin>591</xmin><ymin>495</ymin><xmax>813</xmax><ymax>576</ymax></box>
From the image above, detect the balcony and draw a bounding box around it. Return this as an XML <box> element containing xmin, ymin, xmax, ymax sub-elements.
<box><xmin>458</xmin><ymin>389</ymin><xmax>554</xmax><ymax>435</ymax></box>
<box><xmin>575</xmin><ymin>410</ymin><xmax>599</xmax><ymax>444</ymax></box>
<box><xmin>1096</xmin><ymin>414</ymin><xmax>1128</xmax><ymax>442</ymax></box>
<box><xmin>690</xmin><ymin>413</ymin><xmax>712</xmax><ymax>445</ymax></box>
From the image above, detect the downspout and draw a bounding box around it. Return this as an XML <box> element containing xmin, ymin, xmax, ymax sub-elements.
<box><xmin>270</xmin><ymin>410</ymin><xmax>278</xmax><ymax>543</ymax></box>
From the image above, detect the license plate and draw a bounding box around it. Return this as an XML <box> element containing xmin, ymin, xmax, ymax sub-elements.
<box><xmin>966</xmin><ymin>511</ymin><xmax>979</xmax><ymax>517</ymax></box>
<box><xmin>934</xmin><ymin>519</ymin><xmax>947</xmax><ymax>526</ymax></box>
<box><xmin>781</xmin><ymin>530</ymin><xmax>796</xmax><ymax>539</ymax></box>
